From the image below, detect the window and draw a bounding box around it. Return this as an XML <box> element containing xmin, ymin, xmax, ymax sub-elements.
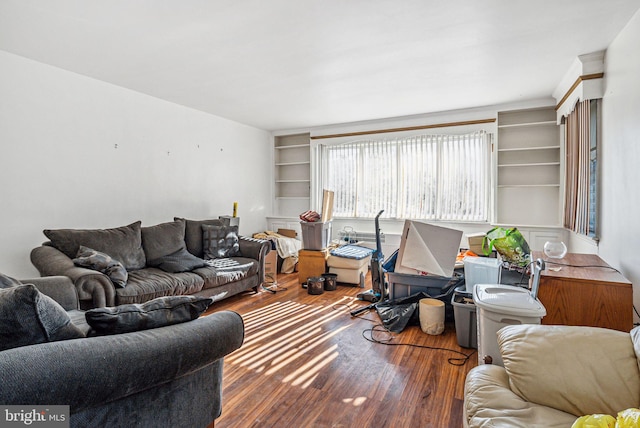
<box><xmin>317</xmin><ymin>130</ymin><xmax>491</xmax><ymax>221</ymax></box>
<box><xmin>588</xmin><ymin>100</ymin><xmax>598</xmax><ymax>237</ymax></box>
<box><xmin>564</xmin><ymin>99</ymin><xmax>599</xmax><ymax>238</ymax></box>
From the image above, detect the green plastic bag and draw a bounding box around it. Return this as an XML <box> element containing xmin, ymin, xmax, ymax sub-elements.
<box><xmin>482</xmin><ymin>227</ymin><xmax>531</xmax><ymax>267</ymax></box>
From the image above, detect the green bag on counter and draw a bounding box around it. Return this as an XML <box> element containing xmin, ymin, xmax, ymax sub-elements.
<box><xmin>482</xmin><ymin>227</ymin><xmax>531</xmax><ymax>267</ymax></box>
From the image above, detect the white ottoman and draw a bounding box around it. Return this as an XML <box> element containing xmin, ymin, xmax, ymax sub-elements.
<box><xmin>326</xmin><ymin>254</ymin><xmax>371</xmax><ymax>288</ymax></box>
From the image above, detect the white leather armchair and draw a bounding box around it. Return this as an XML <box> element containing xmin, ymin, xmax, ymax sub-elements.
<box><xmin>464</xmin><ymin>324</ymin><xmax>640</xmax><ymax>427</ymax></box>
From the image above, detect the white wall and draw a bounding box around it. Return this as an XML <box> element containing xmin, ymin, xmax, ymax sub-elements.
<box><xmin>600</xmin><ymin>9</ymin><xmax>640</xmax><ymax>321</ymax></box>
<box><xmin>0</xmin><ymin>51</ymin><xmax>272</xmax><ymax>277</ymax></box>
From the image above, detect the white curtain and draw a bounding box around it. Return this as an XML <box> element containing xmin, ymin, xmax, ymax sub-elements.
<box><xmin>321</xmin><ymin>131</ymin><xmax>490</xmax><ymax>221</ymax></box>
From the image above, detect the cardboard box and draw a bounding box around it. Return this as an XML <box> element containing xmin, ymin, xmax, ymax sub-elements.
<box><xmin>466</xmin><ymin>232</ymin><xmax>486</xmax><ymax>254</ymax></box>
<box><xmin>321</xmin><ymin>189</ymin><xmax>334</xmax><ymax>222</ymax></box>
<box><xmin>264</xmin><ymin>250</ymin><xmax>277</xmax><ymax>285</ymax></box>
<box><xmin>277</xmin><ymin>228</ymin><xmax>297</xmax><ymax>238</ymax></box>
<box><xmin>298</xmin><ymin>249</ymin><xmax>329</xmax><ymax>284</ymax></box>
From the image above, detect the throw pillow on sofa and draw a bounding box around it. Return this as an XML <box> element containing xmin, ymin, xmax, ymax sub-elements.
<box><xmin>0</xmin><ymin>284</ymin><xmax>85</xmax><ymax>351</ymax></box>
<box><xmin>147</xmin><ymin>247</ymin><xmax>207</xmax><ymax>273</ymax></box>
<box><xmin>175</xmin><ymin>217</ymin><xmax>225</xmax><ymax>258</ymax></box>
<box><xmin>85</xmin><ymin>295</ymin><xmax>214</xmax><ymax>335</ymax></box>
<box><xmin>141</xmin><ymin>219</ymin><xmax>187</xmax><ymax>262</ymax></box>
<box><xmin>44</xmin><ymin>221</ymin><xmax>146</xmax><ymax>270</ymax></box>
<box><xmin>202</xmin><ymin>224</ymin><xmax>240</xmax><ymax>259</ymax></box>
<box><xmin>72</xmin><ymin>246</ymin><xmax>128</xmax><ymax>288</ymax></box>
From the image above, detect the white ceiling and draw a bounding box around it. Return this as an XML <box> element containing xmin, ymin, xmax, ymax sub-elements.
<box><xmin>1</xmin><ymin>0</ymin><xmax>639</xmax><ymax>131</ymax></box>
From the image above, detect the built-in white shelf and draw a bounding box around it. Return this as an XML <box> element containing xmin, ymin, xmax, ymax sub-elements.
<box><xmin>275</xmin><ymin>161</ymin><xmax>311</xmax><ymax>166</ymax></box>
<box><xmin>496</xmin><ymin>107</ymin><xmax>561</xmax><ymax>227</ymax></box>
<box><xmin>498</xmin><ymin>145</ymin><xmax>560</xmax><ymax>152</ymax></box>
<box><xmin>497</xmin><ymin>120</ymin><xmax>556</xmax><ymax>129</ymax></box>
<box><xmin>498</xmin><ymin>162</ymin><xmax>561</xmax><ymax>168</ymax></box>
<box><xmin>276</xmin><ymin>196</ymin><xmax>310</xmax><ymax>200</ymax></box>
<box><xmin>274</xmin><ymin>134</ymin><xmax>311</xmax><ymax>217</ymax></box>
<box><xmin>275</xmin><ymin>144</ymin><xmax>309</xmax><ymax>150</ymax></box>
<box><xmin>498</xmin><ymin>184</ymin><xmax>561</xmax><ymax>188</ymax></box>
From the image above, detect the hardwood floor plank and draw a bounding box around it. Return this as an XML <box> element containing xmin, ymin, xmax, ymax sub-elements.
<box><xmin>207</xmin><ymin>271</ymin><xmax>477</xmax><ymax>427</ymax></box>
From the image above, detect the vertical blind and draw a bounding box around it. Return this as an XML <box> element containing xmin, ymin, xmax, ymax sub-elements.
<box><xmin>320</xmin><ymin>131</ymin><xmax>490</xmax><ymax>221</ymax></box>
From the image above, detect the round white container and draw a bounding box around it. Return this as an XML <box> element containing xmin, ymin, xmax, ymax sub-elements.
<box><xmin>419</xmin><ymin>298</ymin><xmax>445</xmax><ymax>335</ymax></box>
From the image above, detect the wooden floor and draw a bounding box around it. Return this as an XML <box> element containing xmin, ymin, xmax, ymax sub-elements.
<box><xmin>205</xmin><ymin>272</ymin><xmax>478</xmax><ymax>428</ymax></box>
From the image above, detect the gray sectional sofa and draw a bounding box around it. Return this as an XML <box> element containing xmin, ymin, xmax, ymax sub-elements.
<box><xmin>31</xmin><ymin>217</ymin><xmax>270</xmax><ymax>309</ymax></box>
<box><xmin>0</xmin><ymin>274</ymin><xmax>243</xmax><ymax>427</ymax></box>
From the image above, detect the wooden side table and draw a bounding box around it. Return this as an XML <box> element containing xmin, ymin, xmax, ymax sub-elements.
<box><xmin>532</xmin><ymin>251</ymin><xmax>633</xmax><ymax>332</ymax></box>
<box><xmin>298</xmin><ymin>249</ymin><xmax>329</xmax><ymax>284</ymax></box>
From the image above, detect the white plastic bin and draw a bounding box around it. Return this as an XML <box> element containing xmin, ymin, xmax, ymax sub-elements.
<box><xmin>464</xmin><ymin>257</ymin><xmax>502</xmax><ymax>293</ymax></box>
<box><xmin>473</xmin><ymin>284</ymin><xmax>546</xmax><ymax>366</ymax></box>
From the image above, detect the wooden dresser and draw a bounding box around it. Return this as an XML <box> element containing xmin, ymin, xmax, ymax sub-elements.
<box><xmin>532</xmin><ymin>251</ymin><xmax>633</xmax><ymax>332</ymax></box>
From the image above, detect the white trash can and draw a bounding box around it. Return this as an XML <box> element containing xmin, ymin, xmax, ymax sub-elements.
<box><xmin>419</xmin><ymin>298</ymin><xmax>445</xmax><ymax>335</ymax></box>
<box><xmin>473</xmin><ymin>284</ymin><xmax>546</xmax><ymax>366</ymax></box>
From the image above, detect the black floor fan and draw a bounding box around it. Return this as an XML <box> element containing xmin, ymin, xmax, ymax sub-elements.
<box><xmin>351</xmin><ymin>210</ymin><xmax>388</xmax><ymax>316</ymax></box>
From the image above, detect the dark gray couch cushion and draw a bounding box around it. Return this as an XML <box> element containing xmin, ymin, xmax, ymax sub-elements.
<box><xmin>44</xmin><ymin>221</ymin><xmax>146</xmax><ymax>270</ymax></box>
<box><xmin>116</xmin><ymin>268</ymin><xmax>205</xmax><ymax>305</ymax></box>
<box><xmin>141</xmin><ymin>220</ymin><xmax>187</xmax><ymax>262</ymax></box>
<box><xmin>202</xmin><ymin>225</ymin><xmax>240</xmax><ymax>259</ymax></box>
<box><xmin>175</xmin><ymin>217</ymin><xmax>224</xmax><ymax>258</ymax></box>
<box><xmin>73</xmin><ymin>246</ymin><xmax>128</xmax><ymax>288</ymax></box>
<box><xmin>0</xmin><ymin>284</ymin><xmax>85</xmax><ymax>351</ymax></box>
<box><xmin>147</xmin><ymin>247</ymin><xmax>207</xmax><ymax>273</ymax></box>
<box><xmin>85</xmin><ymin>295</ymin><xmax>214</xmax><ymax>335</ymax></box>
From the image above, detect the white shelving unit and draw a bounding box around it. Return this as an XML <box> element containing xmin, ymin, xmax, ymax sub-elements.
<box><xmin>496</xmin><ymin>107</ymin><xmax>562</xmax><ymax>227</ymax></box>
<box><xmin>274</xmin><ymin>133</ymin><xmax>311</xmax><ymax>217</ymax></box>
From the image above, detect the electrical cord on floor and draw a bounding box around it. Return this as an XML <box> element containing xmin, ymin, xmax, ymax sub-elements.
<box><xmin>361</xmin><ymin>324</ymin><xmax>477</xmax><ymax>366</ymax></box>
<box><xmin>332</xmin><ymin>303</ymin><xmax>380</xmax><ymax>323</ymax></box>
<box><xmin>339</xmin><ymin>303</ymin><xmax>476</xmax><ymax>366</ymax></box>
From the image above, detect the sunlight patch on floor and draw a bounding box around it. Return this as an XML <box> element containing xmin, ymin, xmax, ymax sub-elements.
<box><xmin>226</xmin><ymin>296</ymin><xmax>358</xmax><ymax>388</ymax></box>
<box><xmin>342</xmin><ymin>396</ymin><xmax>368</xmax><ymax>406</ymax></box>
<box><xmin>284</xmin><ymin>345</ymin><xmax>339</xmax><ymax>387</ymax></box>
